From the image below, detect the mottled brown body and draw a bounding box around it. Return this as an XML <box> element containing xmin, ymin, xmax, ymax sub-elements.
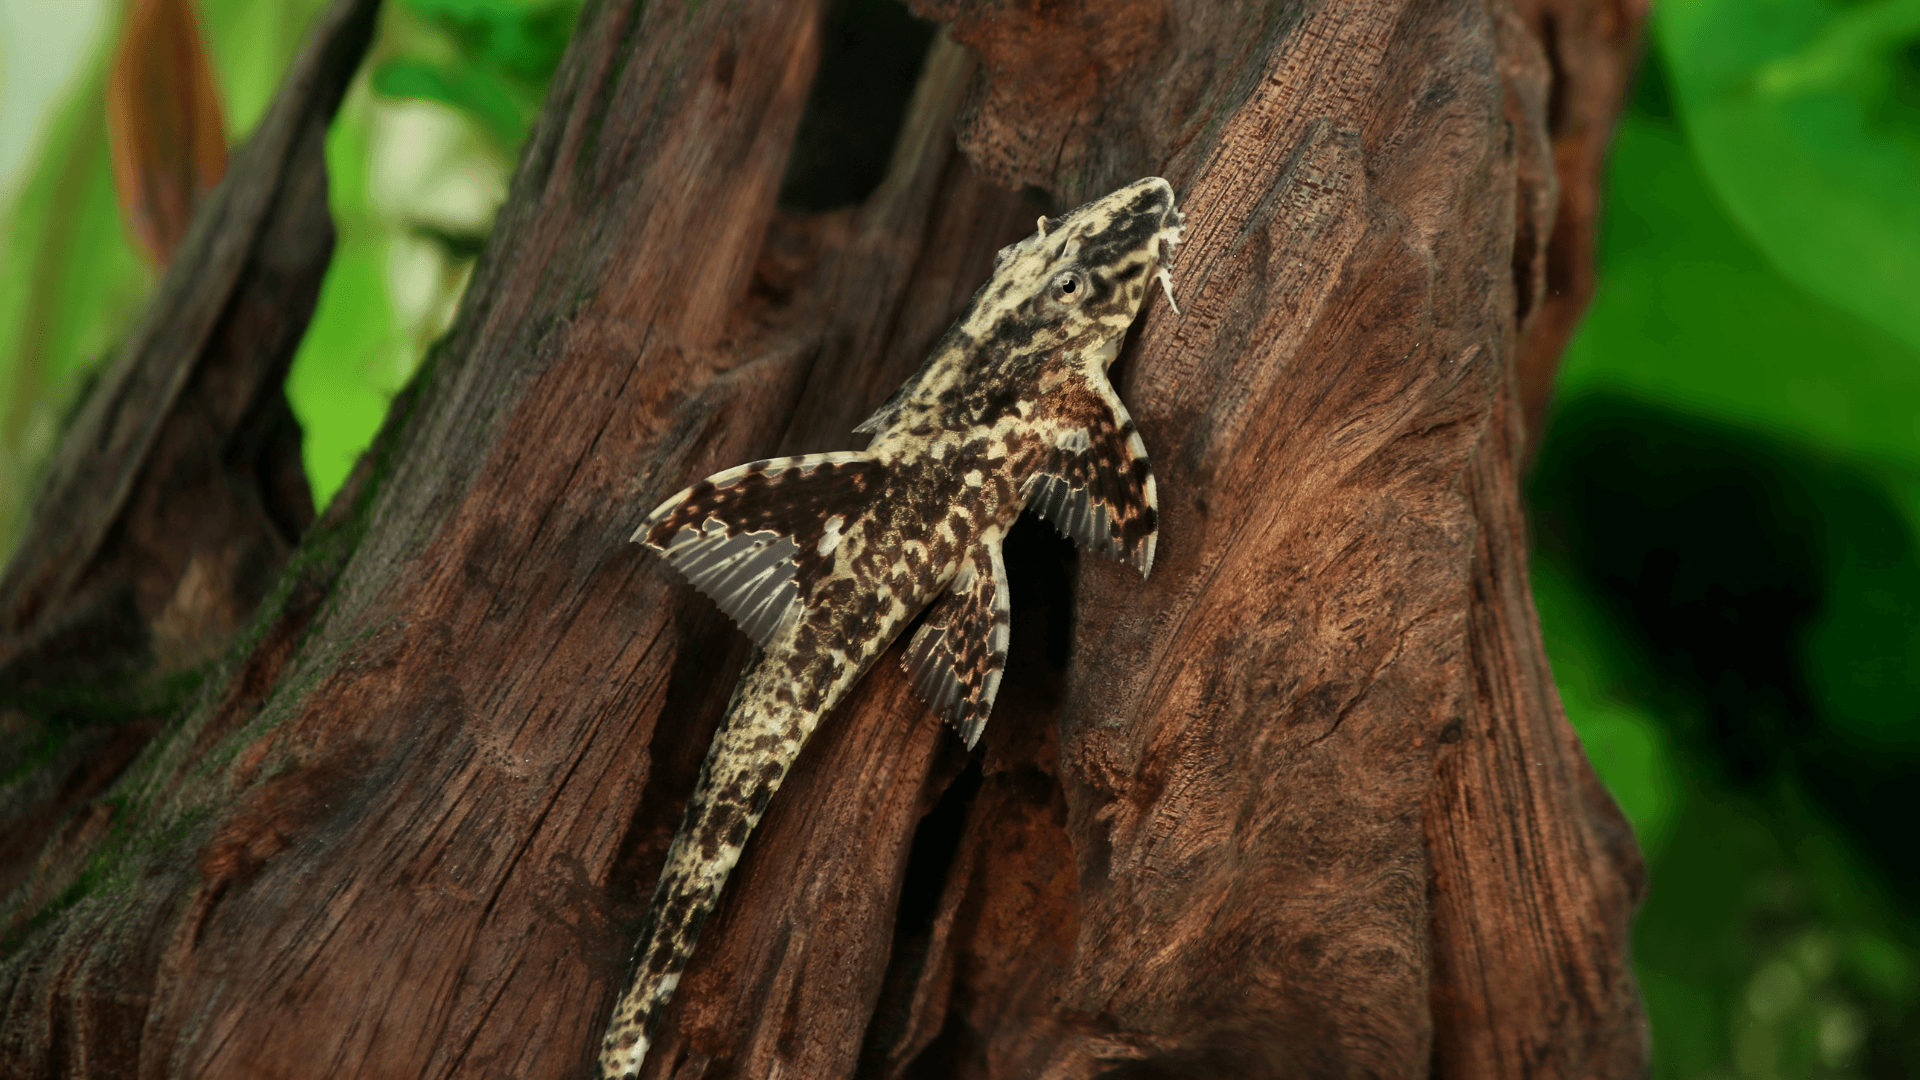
<box><xmin>600</xmin><ymin>178</ymin><xmax>1183</xmax><ymax>1077</ymax></box>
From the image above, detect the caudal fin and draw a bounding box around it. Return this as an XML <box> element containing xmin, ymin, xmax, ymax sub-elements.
<box><xmin>599</xmin><ymin>658</ymin><xmax>818</xmax><ymax>1078</ymax></box>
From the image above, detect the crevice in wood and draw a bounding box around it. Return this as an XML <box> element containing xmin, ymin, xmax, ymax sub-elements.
<box><xmin>780</xmin><ymin>0</ymin><xmax>940</xmax><ymax>213</ymax></box>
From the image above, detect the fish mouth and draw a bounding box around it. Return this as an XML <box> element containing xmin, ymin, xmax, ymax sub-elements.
<box><xmin>1157</xmin><ymin>205</ymin><xmax>1186</xmax><ymax>263</ymax></box>
<box><xmin>1152</xmin><ymin>205</ymin><xmax>1187</xmax><ymax>315</ymax></box>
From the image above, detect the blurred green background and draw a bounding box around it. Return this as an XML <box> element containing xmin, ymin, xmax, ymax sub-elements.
<box><xmin>0</xmin><ymin>0</ymin><xmax>1916</xmax><ymax>1075</ymax></box>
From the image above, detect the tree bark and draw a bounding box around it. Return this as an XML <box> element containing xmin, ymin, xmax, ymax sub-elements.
<box><xmin>0</xmin><ymin>0</ymin><xmax>1649</xmax><ymax>1077</ymax></box>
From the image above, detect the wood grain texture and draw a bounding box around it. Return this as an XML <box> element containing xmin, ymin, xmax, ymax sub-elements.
<box><xmin>0</xmin><ymin>0</ymin><xmax>1649</xmax><ymax>1076</ymax></box>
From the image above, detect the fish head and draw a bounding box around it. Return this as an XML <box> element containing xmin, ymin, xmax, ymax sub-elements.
<box><xmin>977</xmin><ymin>176</ymin><xmax>1186</xmax><ymax>363</ymax></box>
<box><xmin>850</xmin><ymin>178</ymin><xmax>1187</xmax><ymax>437</ymax></box>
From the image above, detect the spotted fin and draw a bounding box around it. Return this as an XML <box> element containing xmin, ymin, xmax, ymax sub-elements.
<box><xmin>1026</xmin><ymin>380</ymin><xmax>1159</xmax><ymax>577</ymax></box>
<box><xmin>635</xmin><ymin>452</ymin><xmax>879</xmax><ymax>642</ymax></box>
<box><xmin>902</xmin><ymin>542</ymin><xmax>1009</xmax><ymax>748</ymax></box>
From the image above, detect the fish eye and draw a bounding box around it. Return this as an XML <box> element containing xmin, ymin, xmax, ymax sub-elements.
<box><xmin>1050</xmin><ymin>271</ymin><xmax>1087</xmax><ymax>304</ymax></box>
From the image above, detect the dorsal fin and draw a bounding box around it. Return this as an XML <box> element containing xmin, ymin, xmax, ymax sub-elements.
<box><xmin>902</xmin><ymin>542</ymin><xmax>1009</xmax><ymax>748</ymax></box>
<box><xmin>636</xmin><ymin>452</ymin><xmax>880</xmax><ymax>642</ymax></box>
<box><xmin>1024</xmin><ymin>376</ymin><xmax>1158</xmax><ymax>577</ymax></box>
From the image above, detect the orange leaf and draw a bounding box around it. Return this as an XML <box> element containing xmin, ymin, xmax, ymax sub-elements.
<box><xmin>106</xmin><ymin>0</ymin><xmax>229</xmax><ymax>266</ymax></box>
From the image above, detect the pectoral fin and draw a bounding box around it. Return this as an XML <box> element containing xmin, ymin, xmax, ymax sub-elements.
<box><xmin>903</xmin><ymin>542</ymin><xmax>1009</xmax><ymax>748</ymax></box>
<box><xmin>636</xmin><ymin>452</ymin><xmax>880</xmax><ymax>642</ymax></box>
<box><xmin>1025</xmin><ymin>378</ymin><xmax>1159</xmax><ymax>577</ymax></box>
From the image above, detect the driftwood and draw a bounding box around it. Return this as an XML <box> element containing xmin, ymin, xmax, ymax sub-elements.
<box><xmin>0</xmin><ymin>0</ymin><xmax>1649</xmax><ymax>1076</ymax></box>
<box><xmin>0</xmin><ymin>0</ymin><xmax>374</xmax><ymax>931</ymax></box>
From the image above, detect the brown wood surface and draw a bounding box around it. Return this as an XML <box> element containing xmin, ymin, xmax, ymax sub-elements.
<box><xmin>0</xmin><ymin>0</ymin><xmax>1649</xmax><ymax>1077</ymax></box>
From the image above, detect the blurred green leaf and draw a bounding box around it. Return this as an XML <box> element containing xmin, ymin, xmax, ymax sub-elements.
<box><xmin>289</xmin><ymin>0</ymin><xmax>581</xmax><ymax>508</ymax></box>
<box><xmin>199</xmin><ymin>0</ymin><xmax>337</xmax><ymax>137</ymax></box>
<box><xmin>372</xmin><ymin>57</ymin><xmax>527</xmax><ymax>147</ymax></box>
<box><xmin>369</xmin><ymin>0</ymin><xmax>579</xmax><ymax>150</ymax></box>
<box><xmin>1800</xmin><ymin>479</ymin><xmax>1920</xmax><ymax>752</ymax></box>
<box><xmin>1532</xmin><ymin>554</ymin><xmax>1677</xmax><ymax>857</ymax></box>
<box><xmin>0</xmin><ymin>63</ymin><xmax>151</xmax><ymax>560</ymax></box>
<box><xmin>1754</xmin><ymin>0</ymin><xmax>1920</xmax><ymax>103</ymax></box>
<box><xmin>106</xmin><ymin>0</ymin><xmax>231</xmax><ymax>265</ymax></box>
<box><xmin>405</xmin><ymin>0</ymin><xmax>578</xmax><ymax>82</ymax></box>
<box><xmin>1541</xmin><ymin>50</ymin><xmax>1920</xmax><ymax>1077</ymax></box>
<box><xmin>287</xmin><ymin>86</ymin><xmax>404</xmax><ymax>505</ymax></box>
<box><xmin>1657</xmin><ymin>0</ymin><xmax>1920</xmax><ymax>358</ymax></box>
<box><xmin>1557</xmin><ymin>111</ymin><xmax>1920</xmax><ymax>479</ymax></box>
<box><xmin>0</xmin><ymin>0</ymin><xmax>349</xmax><ymax>565</ymax></box>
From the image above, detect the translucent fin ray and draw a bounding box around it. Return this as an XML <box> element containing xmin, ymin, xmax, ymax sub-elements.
<box><xmin>636</xmin><ymin>452</ymin><xmax>880</xmax><ymax>642</ymax></box>
<box><xmin>903</xmin><ymin>542</ymin><xmax>1010</xmax><ymax>748</ymax></box>
<box><xmin>1025</xmin><ymin>378</ymin><xmax>1158</xmax><ymax>577</ymax></box>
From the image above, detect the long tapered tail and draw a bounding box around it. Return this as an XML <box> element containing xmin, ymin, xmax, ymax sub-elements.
<box><xmin>598</xmin><ymin>652</ymin><xmax>826</xmax><ymax>1079</ymax></box>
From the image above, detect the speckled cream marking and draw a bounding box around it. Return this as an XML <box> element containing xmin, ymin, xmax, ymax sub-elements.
<box><xmin>817</xmin><ymin>515</ymin><xmax>845</xmax><ymax>555</ymax></box>
<box><xmin>602</xmin><ymin>178</ymin><xmax>1183</xmax><ymax>1078</ymax></box>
